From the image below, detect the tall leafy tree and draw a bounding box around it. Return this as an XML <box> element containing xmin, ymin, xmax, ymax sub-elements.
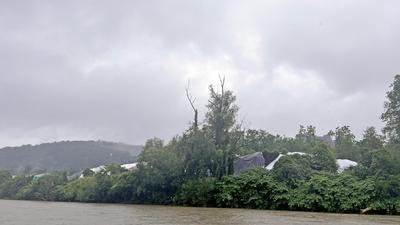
<box><xmin>134</xmin><ymin>138</ymin><xmax>184</xmax><ymax>204</ymax></box>
<box><xmin>295</xmin><ymin>125</ymin><xmax>316</xmax><ymax>144</ymax></box>
<box><xmin>334</xmin><ymin>126</ymin><xmax>359</xmax><ymax>160</ymax></box>
<box><xmin>139</xmin><ymin>138</ymin><xmax>164</xmax><ymax>162</ymax></box>
<box><xmin>310</xmin><ymin>143</ymin><xmax>338</xmax><ymax>173</ymax></box>
<box><xmin>176</xmin><ymin>130</ymin><xmax>217</xmax><ymax>179</ymax></box>
<box><xmin>359</xmin><ymin>127</ymin><xmax>384</xmax><ymax>150</ymax></box>
<box><xmin>294</xmin><ymin>125</ymin><xmax>318</xmax><ymax>153</ymax></box>
<box><xmin>381</xmin><ymin>74</ymin><xmax>400</xmax><ymax>144</ymax></box>
<box><xmin>205</xmin><ymin>77</ymin><xmax>239</xmax><ymax>148</ymax></box>
<box><xmin>355</xmin><ymin>127</ymin><xmax>385</xmax><ymax>175</ymax></box>
<box><xmin>204</xmin><ymin>77</ymin><xmax>239</xmax><ymax>176</ymax></box>
<box><xmin>241</xmin><ymin>129</ymin><xmax>277</xmax><ymax>153</ymax></box>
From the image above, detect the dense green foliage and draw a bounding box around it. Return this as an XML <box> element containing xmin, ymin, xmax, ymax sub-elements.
<box><xmin>382</xmin><ymin>74</ymin><xmax>400</xmax><ymax>144</ymax></box>
<box><xmin>1</xmin><ymin>164</ymin><xmax>399</xmax><ymax>214</ymax></box>
<box><xmin>1</xmin><ymin>75</ymin><xmax>400</xmax><ymax>215</ymax></box>
<box><xmin>174</xmin><ymin>177</ymin><xmax>217</xmax><ymax>207</ymax></box>
<box><xmin>214</xmin><ymin>168</ymin><xmax>289</xmax><ymax>209</ymax></box>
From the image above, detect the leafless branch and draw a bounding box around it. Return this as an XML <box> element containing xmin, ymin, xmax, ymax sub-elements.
<box><xmin>185</xmin><ymin>80</ymin><xmax>198</xmax><ymax>128</ymax></box>
<box><xmin>218</xmin><ymin>74</ymin><xmax>225</xmax><ymax>96</ymax></box>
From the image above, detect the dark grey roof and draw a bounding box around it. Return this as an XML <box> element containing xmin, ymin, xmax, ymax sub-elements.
<box><xmin>262</xmin><ymin>152</ymin><xmax>280</xmax><ymax>165</ymax></box>
<box><xmin>233</xmin><ymin>152</ymin><xmax>265</xmax><ymax>175</ymax></box>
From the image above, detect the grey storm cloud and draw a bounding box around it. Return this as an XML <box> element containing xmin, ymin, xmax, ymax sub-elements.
<box><xmin>0</xmin><ymin>0</ymin><xmax>399</xmax><ymax>147</ymax></box>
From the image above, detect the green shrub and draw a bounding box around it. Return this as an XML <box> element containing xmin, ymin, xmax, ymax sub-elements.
<box><xmin>174</xmin><ymin>177</ymin><xmax>216</xmax><ymax>206</ymax></box>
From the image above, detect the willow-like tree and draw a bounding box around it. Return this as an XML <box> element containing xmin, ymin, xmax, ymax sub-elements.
<box><xmin>205</xmin><ymin>77</ymin><xmax>239</xmax><ymax>148</ymax></box>
<box><xmin>381</xmin><ymin>74</ymin><xmax>400</xmax><ymax>144</ymax></box>
<box><xmin>205</xmin><ymin>77</ymin><xmax>239</xmax><ymax>176</ymax></box>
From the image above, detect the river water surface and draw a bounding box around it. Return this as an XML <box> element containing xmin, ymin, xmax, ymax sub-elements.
<box><xmin>0</xmin><ymin>199</ymin><xmax>399</xmax><ymax>225</ymax></box>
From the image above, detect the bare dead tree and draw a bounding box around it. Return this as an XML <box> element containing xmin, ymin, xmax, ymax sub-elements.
<box><xmin>219</xmin><ymin>74</ymin><xmax>225</xmax><ymax>97</ymax></box>
<box><xmin>185</xmin><ymin>80</ymin><xmax>198</xmax><ymax>129</ymax></box>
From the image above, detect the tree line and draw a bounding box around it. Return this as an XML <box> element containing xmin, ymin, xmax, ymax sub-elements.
<box><xmin>1</xmin><ymin>75</ymin><xmax>400</xmax><ymax>214</ymax></box>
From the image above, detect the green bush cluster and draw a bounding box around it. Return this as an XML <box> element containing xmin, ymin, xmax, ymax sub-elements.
<box><xmin>0</xmin><ymin>146</ymin><xmax>399</xmax><ymax>215</ymax></box>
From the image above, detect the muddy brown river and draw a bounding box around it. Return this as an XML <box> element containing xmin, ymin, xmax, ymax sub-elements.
<box><xmin>0</xmin><ymin>199</ymin><xmax>399</xmax><ymax>225</ymax></box>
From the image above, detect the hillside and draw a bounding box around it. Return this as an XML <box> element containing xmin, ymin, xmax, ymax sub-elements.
<box><xmin>0</xmin><ymin>141</ymin><xmax>142</xmax><ymax>173</ymax></box>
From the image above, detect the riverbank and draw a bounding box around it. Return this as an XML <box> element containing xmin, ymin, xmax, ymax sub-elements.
<box><xmin>1</xmin><ymin>167</ymin><xmax>399</xmax><ymax>215</ymax></box>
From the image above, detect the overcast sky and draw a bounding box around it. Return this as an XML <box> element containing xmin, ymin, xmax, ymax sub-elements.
<box><xmin>0</xmin><ymin>0</ymin><xmax>399</xmax><ymax>147</ymax></box>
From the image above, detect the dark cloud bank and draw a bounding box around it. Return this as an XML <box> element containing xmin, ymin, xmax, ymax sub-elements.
<box><xmin>0</xmin><ymin>0</ymin><xmax>399</xmax><ymax>147</ymax></box>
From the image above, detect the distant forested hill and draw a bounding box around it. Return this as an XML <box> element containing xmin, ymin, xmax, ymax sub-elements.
<box><xmin>0</xmin><ymin>141</ymin><xmax>142</xmax><ymax>173</ymax></box>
